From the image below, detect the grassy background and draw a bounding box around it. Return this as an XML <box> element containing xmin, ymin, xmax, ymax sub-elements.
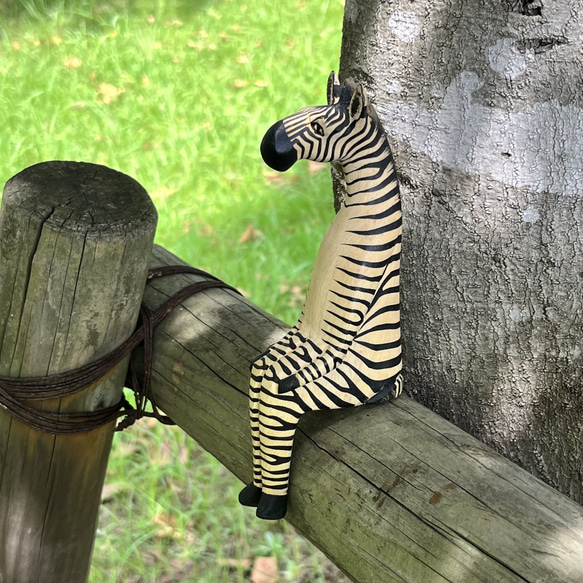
<box><xmin>0</xmin><ymin>0</ymin><xmax>340</xmax><ymax>325</ymax></box>
<box><xmin>0</xmin><ymin>0</ymin><xmax>349</xmax><ymax>581</ymax></box>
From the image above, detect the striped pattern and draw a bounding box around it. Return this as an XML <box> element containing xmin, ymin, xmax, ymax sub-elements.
<box><xmin>241</xmin><ymin>72</ymin><xmax>402</xmax><ymax>519</ymax></box>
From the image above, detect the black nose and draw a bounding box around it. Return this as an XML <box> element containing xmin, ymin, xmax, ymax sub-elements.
<box><xmin>260</xmin><ymin>120</ymin><xmax>297</xmax><ymax>172</ymax></box>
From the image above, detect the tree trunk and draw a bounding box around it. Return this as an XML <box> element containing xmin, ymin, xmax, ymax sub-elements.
<box><xmin>339</xmin><ymin>0</ymin><xmax>583</xmax><ymax>502</ymax></box>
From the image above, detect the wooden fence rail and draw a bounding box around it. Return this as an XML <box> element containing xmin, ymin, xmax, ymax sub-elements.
<box><xmin>140</xmin><ymin>243</ymin><xmax>583</xmax><ymax>583</ymax></box>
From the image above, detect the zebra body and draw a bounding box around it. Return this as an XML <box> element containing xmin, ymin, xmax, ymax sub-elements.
<box><xmin>240</xmin><ymin>72</ymin><xmax>402</xmax><ymax>520</ymax></box>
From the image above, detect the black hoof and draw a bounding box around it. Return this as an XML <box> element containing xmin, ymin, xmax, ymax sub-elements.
<box><xmin>278</xmin><ymin>376</ymin><xmax>299</xmax><ymax>393</ymax></box>
<box><xmin>238</xmin><ymin>483</ymin><xmax>262</xmax><ymax>507</ymax></box>
<box><xmin>367</xmin><ymin>381</ymin><xmax>398</xmax><ymax>404</ymax></box>
<box><xmin>256</xmin><ymin>493</ymin><xmax>288</xmax><ymax>520</ymax></box>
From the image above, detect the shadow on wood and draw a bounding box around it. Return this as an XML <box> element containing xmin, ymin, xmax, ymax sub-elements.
<box><xmin>140</xmin><ymin>244</ymin><xmax>583</xmax><ymax>583</ymax></box>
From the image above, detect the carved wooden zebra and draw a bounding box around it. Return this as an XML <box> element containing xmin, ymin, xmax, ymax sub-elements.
<box><xmin>239</xmin><ymin>72</ymin><xmax>403</xmax><ymax>520</ymax></box>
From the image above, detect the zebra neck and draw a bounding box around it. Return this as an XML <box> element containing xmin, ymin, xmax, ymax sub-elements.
<box><xmin>340</xmin><ymin>143</ymin><xmax>397</xmax><ymax>206</ymax></box>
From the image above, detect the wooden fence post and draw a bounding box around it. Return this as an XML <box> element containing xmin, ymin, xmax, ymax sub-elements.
<box><xmin>0</xmin><ymin>162</ymin><xmax>157</xmax><ymax>582</ymax></box>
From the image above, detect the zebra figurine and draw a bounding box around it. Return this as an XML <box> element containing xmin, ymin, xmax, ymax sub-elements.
<box><xmin>239</xmin><ymin>72</ymin><xmax>403</xmax><ymax>520</ymax></box>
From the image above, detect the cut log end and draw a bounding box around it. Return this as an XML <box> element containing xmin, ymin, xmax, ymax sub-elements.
<box><xmin>2</xmin><ymin>161</ymin><xmax>158</xmax><ymax>237</ymax></box>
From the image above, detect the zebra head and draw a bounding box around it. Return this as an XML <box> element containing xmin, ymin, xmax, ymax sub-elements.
<box><xmin>260</xmin><ymin>71</ymin><xmax>375</xmax><ymax>172</ymax></box>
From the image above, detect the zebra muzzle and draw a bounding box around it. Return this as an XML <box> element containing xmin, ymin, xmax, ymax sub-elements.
<box><xmin>260</xmin><ymin>120</ymin><xmax>297</xmax><ymax>172</ymax></box>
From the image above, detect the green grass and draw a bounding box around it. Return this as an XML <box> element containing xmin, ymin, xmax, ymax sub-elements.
<box><xmin>0</xmin><ymin>1</ymin><xmax>350</xmax><ymax>581</ymax></box>
<box><xmin>0</xmin><ymin>0</ymin><xmax>339</xmax><ymax>324</ymax></box>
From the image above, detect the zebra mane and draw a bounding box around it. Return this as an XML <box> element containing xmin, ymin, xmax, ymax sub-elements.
<box><xmin>339</xmin><ymin>78</ymin><xmax>382</xmax><ymax>127</ymax></box>
<box><xmin>339</xmin><ymin>78</ymin><xmax>358</xmax><ymax>105</ymax></box>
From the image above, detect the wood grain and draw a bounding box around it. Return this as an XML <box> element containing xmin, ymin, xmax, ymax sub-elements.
<box><xmin>0</xmin><ymin>162</ymin><xmax>157</xmax><ymax>583</ymax></box>
<box><xmin>141</xmin><ymin>244</ymin><xmax>583</xmax><ymax>583</ymax></box>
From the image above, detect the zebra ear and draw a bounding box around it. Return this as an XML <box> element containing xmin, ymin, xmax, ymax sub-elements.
<box><xmin>349</xmin><ymin>84</ymin><xmax>369</xmax><ymax>121</ymax></box>
<box><xmin>327</xmin><ymin>71</ymin><xmax>341</xmax><ymax>105</ymax></box>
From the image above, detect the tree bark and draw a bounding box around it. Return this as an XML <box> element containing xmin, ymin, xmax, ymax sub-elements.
<box><xmin>338</xmin><ymin>0</ymin><xmax>583</xmax><ymax>502</ymax></box>
<box><xmin>0</xmin><ymin>162</ymin><xmax>157</xmax><ymax>582</ymax></box>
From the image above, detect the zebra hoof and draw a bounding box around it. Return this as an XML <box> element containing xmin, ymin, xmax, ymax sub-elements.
<box><xmin>256</xmin><ymin>493</ymin><xmax>288</xmax><ymax>520</ymax></box>
<box><xmin>366</xmin><ymin>386</ymin><xmax>391</xmax><ymax>404</ymax></box>
<box><xmin>367</xmin><ymin>380</ymin><xmax>399</xmax><ymax>404</ymax></box>
<box><xmin>238</xmin><ymin>483</ymin><xmax>262</xmax><ymax>507</ymax></box>
<box><xmin>278</xmin><ymin>376</ymin><xmax>299</xmax><ymax>393</ymax></box>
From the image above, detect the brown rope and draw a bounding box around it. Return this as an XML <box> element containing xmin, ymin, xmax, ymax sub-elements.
<box><xmin>0</xmin><ymin>265</ymin><xmax>241</xmax><ymax>434</ymax></box>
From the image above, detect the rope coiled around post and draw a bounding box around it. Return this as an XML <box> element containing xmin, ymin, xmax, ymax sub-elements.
<box><xmin>0</xmin><ymin>266</ymin><xmax>241</xmax><ymax>434</ymax></box>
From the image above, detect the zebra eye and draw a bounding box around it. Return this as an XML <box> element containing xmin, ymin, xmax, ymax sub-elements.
<box><xmin>311</xmin><ymin>121</ymin><xmax>325</xmax><ymax>136</ymax></box>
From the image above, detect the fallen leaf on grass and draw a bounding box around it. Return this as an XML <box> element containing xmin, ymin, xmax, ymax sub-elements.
<box><xmin>116</xmin><ymin>440</ymin><xmax>139</xmax><ymax>458</ymax></box>
<box><xmin>101</xmin><ymin>482</ymin><xmax>128</xmax><ymax>502</ymax></box>
<box><xmin>278</xmin><ymin>282</ymin><xmax>306</xmax><ymax>308</ymax></box>
<box><xmin>151</xmin><ymin>185</ymin><xmax>177</xmax><ymax>203</ymax></box>
<box><xmin>308</xmin><ymin>161</ymin><xmax>327</xmax><ymax>176</ymax></box>
<box><xmin>158</xmin><ymin>559</ymin><xmax>195</xmax><ymax>582</ymax></box>
<box><xmin>97</xmin><ymin>82</ymin><xmax>125</xmax><ymax>104</ymax></box>
<box><xmin>251</xmin><ymin>557</ymin><xmax>278</xmax><ymax>583</ymax></box>
<box><xmin>263</xmin><ymin>169</ymin><xmax>299</xmax><ymax>187</ymax></box>
<box><xmin>216</xmin><ymin>557</ymin><xmax>253</xmax><ymax>570</ymax></box>
<box><xmin>63</xmin><ymin>55</ymin><xmax>82</xmax><ymax>68</ymax></box>
<box><xmin>171</xmin><ymin>558</ymin><xmax>194</xmax><ymax>571</ymax></box>
<box><xmin>154</xmin><ymin>511</ymin><xmax>179</xmax><ymax>539</ymax></box>
<box><xmin>144</xmin><ymin>549</ymin><xmax>163</xmax><ymax>566</ymax></box>
<box><xmin>288</xmin><ymin>285</ymin><xmax>306</xmax><ymax>309</ymax></box>
<box><xmin>149</xmin><ymin>441</ymin><xmax>173</xmax><ymax>467</ymax></box>
<box><xmin>238</xmin><ymin>223</ymin><xmax>263</xmax><ymax>244</ymax></box>
<box><xmin>134</xmin><ymin>416</ymin><xmax>159</xmax><ymax>429</ymax></box>
<box><xmin>197</xmin><ymin>222</ymin><xmax>214</xmax><ymax>237</ymax></box>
